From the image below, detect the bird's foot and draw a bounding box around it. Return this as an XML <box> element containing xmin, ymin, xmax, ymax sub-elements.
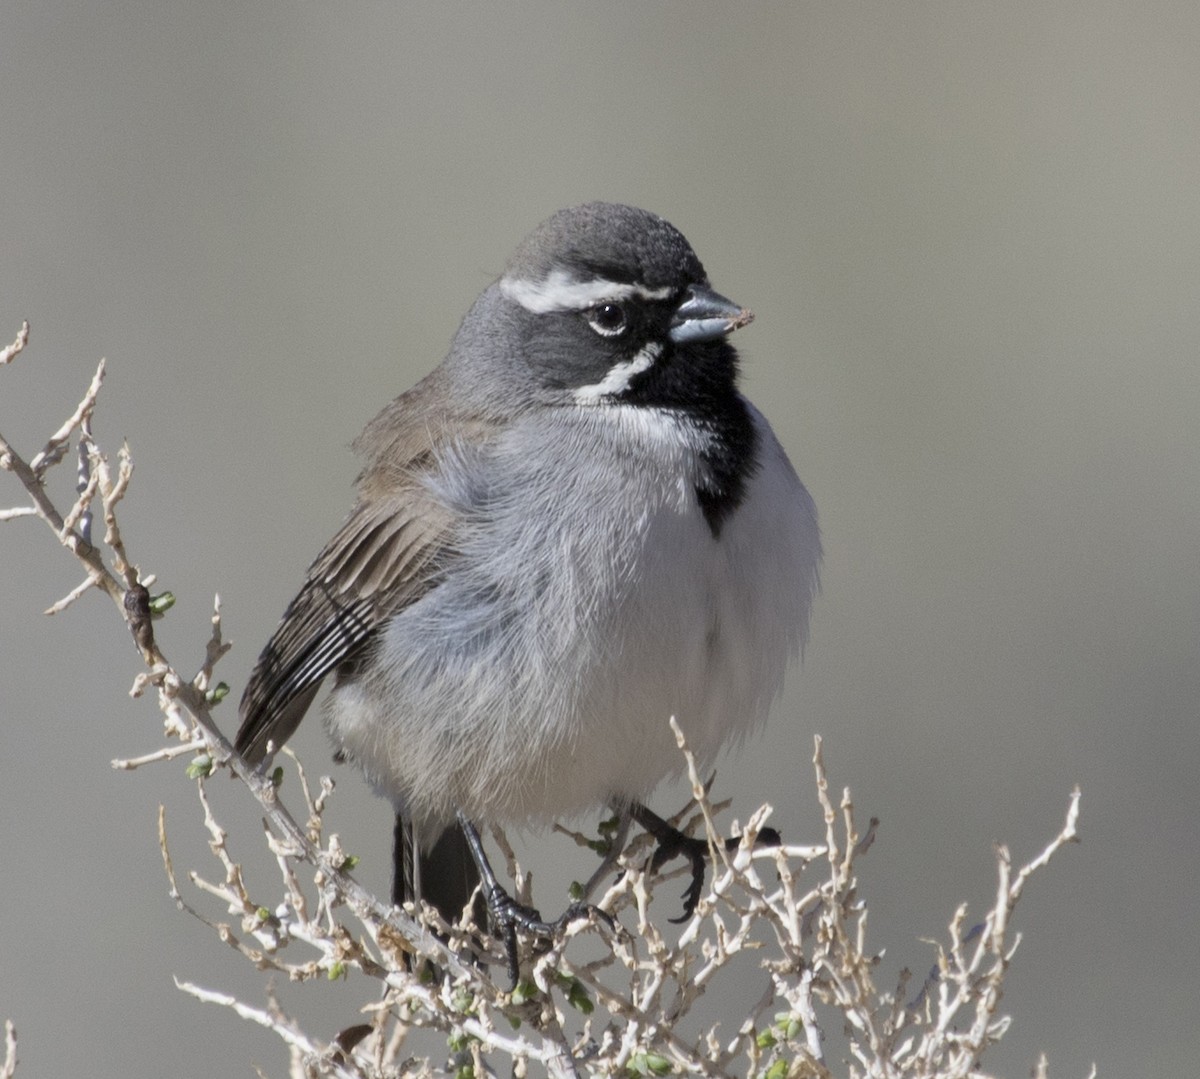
<box><xmin>481</xmin><ymin>885</ymin><xmax>614</xmax><ymax>988</ymax></box>
<box><xmin>454</xmin><ymin>810</ymin><xmax>615</xmax><ymax>987</ymax></box>
<box><xmin>631</xmin><ymin>802</ymin><xmax>781</xmax><ymax>922</ymax></box>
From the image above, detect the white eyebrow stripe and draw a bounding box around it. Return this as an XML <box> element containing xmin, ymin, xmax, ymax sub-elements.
<box><xmin>573</xmin><ymin>342</ymin><xmax>663</xmax><ymax>403</ymax></box>
<box><xmin>500</xmin><ymin>269</ymin><xmax>674</xmax><ymax>314</ymax></box>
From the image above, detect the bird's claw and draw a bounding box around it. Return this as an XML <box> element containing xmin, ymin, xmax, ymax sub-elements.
<box><xmin>638</xmin><ymin>804</ymin><xmax>783</xmax><ymax>922</ymax></box>
<box><xmin>647</xmin><ymin>830</ymin><xmax>709</xmax><ymax>923</ymax></box>
<box><xmin>483</xmin><ymin>888</ymin><xmax>613</xmax><ymax>987</ymax></box>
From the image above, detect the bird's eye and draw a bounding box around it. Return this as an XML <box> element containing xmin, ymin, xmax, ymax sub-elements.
<box><xmin>585</xmin><ymin>302</ymin><xmax>629</xmax><ymax>337</ymax></box>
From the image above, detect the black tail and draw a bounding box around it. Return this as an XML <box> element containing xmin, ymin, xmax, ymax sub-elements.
<box><xmin>392</xmin><ymin>814</ymin><xmax>483</xmax><ymax>925</ymax></box>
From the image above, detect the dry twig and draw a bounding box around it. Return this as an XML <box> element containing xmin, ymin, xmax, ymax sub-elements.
<box><xmin>1</xmin><ymin>324</ymin><xmax>1088</xmax><ymax>1078</ymax></box>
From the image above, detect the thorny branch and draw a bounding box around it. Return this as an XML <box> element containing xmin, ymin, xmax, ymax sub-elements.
<box><xmin>1</xmin><ymin>323</ymin><xmax>1088</xmax><ymax>1078</ymax></box>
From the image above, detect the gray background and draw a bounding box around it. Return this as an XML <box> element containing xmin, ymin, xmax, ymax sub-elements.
<box><xmin>2</xmin><ymin>3</ymin><xmax>1197</xmax><ymax>1076</ymax></box>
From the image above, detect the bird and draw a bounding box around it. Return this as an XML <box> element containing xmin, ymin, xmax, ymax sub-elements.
<box><xmin>235</xmin><ymin>201</ymin><xmax>820</xmax><ymax>976</ymax></box>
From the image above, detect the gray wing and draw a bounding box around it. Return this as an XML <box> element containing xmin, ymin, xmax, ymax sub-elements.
<box><xmin>235</xmin><ymin>478</ymin><xmax>455</xmax><ymax>764</ymax></box>
<box><xmin>235</xmin><ymin>366</ymin><xmax>495</xmax><ymax>765</ymax></box>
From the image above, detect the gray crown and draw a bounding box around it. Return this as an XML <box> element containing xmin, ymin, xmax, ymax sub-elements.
<box><xmin>504</xmin><ymin>202</ymin><xmax>707</xmax><ymax>292</ymax></box>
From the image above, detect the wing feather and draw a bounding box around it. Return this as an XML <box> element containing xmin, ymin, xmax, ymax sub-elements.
<box><xmin>231</xmin><ymin>374</ymin><xmax>480</xmax><ymax>763</ymax></box>
<box><xmin>235</xmin><ymin>367</ymin><xmax>500</xmax><ymax>764</ymax></box>
<box><xmin>235</xmin><ymin>485</ymin><xmax>455</xmax><ymax>763</ymax></box>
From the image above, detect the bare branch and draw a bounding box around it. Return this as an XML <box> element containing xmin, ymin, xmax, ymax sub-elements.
<box><xmin>0</xmin><ymin>321</ymin><xmax>29</xmax><ymax>366</ymax></box>
<box><xmin>175</xmin><ymin>980</ymin><xmax>362</xmax><ymax>1079</ymax></box>
<box><xmin>113</xmin><ymin>739</ymin><xmax>205</xmax><ymax>769</ymax></box>
<box><xmin>1</xmin><ymin>1020</ymin><xmax>16</xmax><ymax>1079</ymax></box>
<box><xmin>44</xmin><ymin>571</ymin><xmax>104</xmax><ymax>616</ymax></box>
<box><xmin>29</xmin><ymin>358</ymin><xmax>105</xmax><ymax>476</ymax></box>
<box><xmin>3</xmin><ymin>335</ymin><xmax>1089</xmax><ymax>1079</ymax></box>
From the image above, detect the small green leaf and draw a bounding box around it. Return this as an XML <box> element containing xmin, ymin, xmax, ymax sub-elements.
<box><xmin>563</xmin><ymin>977</ymin><xmax>593</xmax><ymax>1015</ymax></box>
<box><xmin>629</xmin><ymin>1051</ymin><xmax>672</xmax><ymax>1077</ymax></box>
<box><xmin>148</xmin><ymin>591</ymin><xmax>176</xmax><ymax>616</ymax></box>
<box><xmin>327</xmin><ymin>961</ymin><xmax>346</xmax><ymax>981</ymax></box>
<box><xmin>338</xmin><ymin>855</ymin><xmax>360</xmax><ymax>872</ymax></box>
<box><xmin>252</xmin><ymin>907</ymin><xmax>280</xmax><ymax>929</ymax></box>
<box><xmin>185</xmin><ymin>754</ymin><xmax>214</xmax><ymax>779</ymax></box>
<box><xmin>509</xmin><ymin>981</ymin><xmax>538</xmax><ymax>1005</ymax></box>
<box><xmin>773</xmin><ymin>1012</ymin><xmax>802</xmax><ymax>1040</ymax></box>
<box><xmin>568</xmin><ymin>880</ymin><xmax>585</xmax><ymax>901</ymax></box>
<box><xmin>646</xmin><ymin>1054</ymin><xmax>672</xmax><ymax>1076</ymax></box>
<box><xmin>270</xmin><ymin>766</ymin><xmax>284</xmax><ymax>788</ymax></box>
<box><xmin>588</xmin><ymin>813</ymin><xmax>624</xmax><ymax>855</ymax></box>
<box><xmin>762</xmin><ymin>1060</ymin><xmax>788</xmax><ymax>1079</ymax></box>
<box><xmin>205</xmin><ymin>682</ymin><xmax>230</xmax><ymax>704</ymax></box>
<box><xmin>454</xmin><ymin>1066</ymin><xmax>475</xmax><ymax>1079</ymax></box>
<box><xmin>756</xmin><ymin>1030</ymin><xmax>777</xmax><ymax>1050</ymax></box>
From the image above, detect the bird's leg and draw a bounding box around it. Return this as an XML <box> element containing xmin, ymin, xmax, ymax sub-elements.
<box><xmin>454</xmin><ymin>810</ymin><xmax>610</xmax><ymax>987</ymax></box>
<box><xmin>629</xmin><ymin>801</ymin><xmax>782</xmax><ymax>922</ymax></box>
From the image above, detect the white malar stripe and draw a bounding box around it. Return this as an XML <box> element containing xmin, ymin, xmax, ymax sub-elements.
<box><xmin>501</xmin><ymin>269</ymin><xmax>674</xmax><ymax>314</ymax></box>
<box><xmin>573</xmin><ymin>342</ymin><xmax>663</xmax><ymax>403</ymax></box>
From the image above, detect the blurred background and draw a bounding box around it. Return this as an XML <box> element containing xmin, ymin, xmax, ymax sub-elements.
<box><xmin>2</xmin><ymin>3</ymin><xmax>1198</xmax><ymax>1075</ymax></box>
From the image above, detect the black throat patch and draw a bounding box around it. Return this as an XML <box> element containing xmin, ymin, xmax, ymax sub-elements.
<box><xmin>618</xmin><ymin>336</ymin><xmax>761</xmax><ymax>538</ymax></box>
<box><xmin>694</xmin><ymin>395</ymin><xmax>760</xmax><ymax>537</ymax></box>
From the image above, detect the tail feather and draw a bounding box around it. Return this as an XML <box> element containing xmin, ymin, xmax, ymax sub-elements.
<box><xmin>392</xmin><ymin>814</ymin><xmax>483</xmax><ymax>926</ymax></box>
<box><xmin>392</xmin><ymin>813</ymin><xmax>417</xmax><ymax>908</ymax></box>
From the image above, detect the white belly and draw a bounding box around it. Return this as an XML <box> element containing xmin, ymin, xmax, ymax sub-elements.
<box><xmin>325</xmin><ymin>403</ymin><xmax>819</xmax><ymax>842</ymax></box>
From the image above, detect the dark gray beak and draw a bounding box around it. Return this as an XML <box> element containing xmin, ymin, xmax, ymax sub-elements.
<box><xmin>668</xmin><ymin>284</ymin><xmax>755</xmax><ymax>344</ymax></box>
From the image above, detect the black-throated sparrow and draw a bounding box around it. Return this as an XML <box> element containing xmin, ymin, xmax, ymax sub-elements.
<box><xmin>237</xmin><ymin>202</ymin><xmax>820</xmax><ymax>974</ymax></box>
